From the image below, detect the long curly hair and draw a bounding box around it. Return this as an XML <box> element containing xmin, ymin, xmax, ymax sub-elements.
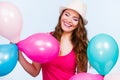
<box><xmin>52</xmin><ymin>10</ymin><xmax>88</xmax><ymax>72</ymax></box>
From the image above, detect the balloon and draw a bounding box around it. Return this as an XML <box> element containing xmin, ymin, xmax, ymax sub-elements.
<box><xmin>104</xmin><ymin>72</ymin><xmax>120</xmax><ymax>80</ymax></box>
<box><xmin>17</xmin><ymin>33</ymin><xmax>60</xmax><ymax>63</ymax></box>
<box><xmin>87</xmin><ymin>33</ymin><xmax>119</xmax><ymax>75</ymax></box>
<box><xmin>0</xmin><ymin>44</ymin><xmax>18</xmax><ymax>77</ymax></box>
<box><xmin>0</xmin><ymin>2</ymin><xmax>22</xmax><ymax>43</ymax></box>
<box><xmin>69</xmin><ymin>72</ymin><xmax>104</xmax><ymax>80</ymax></box>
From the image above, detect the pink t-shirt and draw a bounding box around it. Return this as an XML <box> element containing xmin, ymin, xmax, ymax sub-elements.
<box><xmin>41</xmin><ymin>49</ymin><xmax>76</xmax><ymax>80</ymax></box>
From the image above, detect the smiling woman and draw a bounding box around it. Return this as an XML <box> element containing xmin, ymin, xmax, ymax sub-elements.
<box><xmin>0</xmin><ymin>0</ymin><xmax>120</xmax><ymax>80</ymax></box>
<box><xmin>18</xmin><ymin>0</ymin><xmax>88</xmax><ymax>80</ymax></box>
<box><xmin>60</xmin><ymin>9</ymin><xmax>80</xmax><ymax>32</ymax></box>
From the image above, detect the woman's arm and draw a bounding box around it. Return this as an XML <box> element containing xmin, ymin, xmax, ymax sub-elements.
<box><xmin>18</xmin><ymin>51</ymin><xmax>41</xmax><ymax>77</ymax></box>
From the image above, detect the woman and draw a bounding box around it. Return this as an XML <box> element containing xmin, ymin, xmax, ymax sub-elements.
<box><xmin>18</xmin><ymin>0</ymin><xmax>88</xmax><ymax>80</ymax></box>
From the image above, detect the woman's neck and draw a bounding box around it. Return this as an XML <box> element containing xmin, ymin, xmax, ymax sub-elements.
<box><xmin>61</xmin><ymin>32</ymin><xmax>72</xmax><ymax>40</ymax></box>
<box><xmin>59</xmin><ymin>32</ymin><xmax>73</xmax><ymax>56</ymax></box>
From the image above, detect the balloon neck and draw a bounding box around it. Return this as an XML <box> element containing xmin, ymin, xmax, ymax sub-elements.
<box><xmin>10</xmin><ymin>36</ymin><xmax>20</xmax><ymax>43</ymax></box>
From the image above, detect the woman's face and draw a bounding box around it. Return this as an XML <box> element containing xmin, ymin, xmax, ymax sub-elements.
<box><xmin>60</xmin><ymin>9</ymin><xmax>79</xmax><ymax>33</ymax></box>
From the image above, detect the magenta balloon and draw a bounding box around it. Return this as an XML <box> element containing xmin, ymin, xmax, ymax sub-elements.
<box><xmin>69</xmin><ymin>72</ymin><xmax>104</xmax><ymax>80</ymax></box>
<box><xmin>17</xmin><ymin>33</ymin><xmax>60</xmax><ymax>63</ymax></box>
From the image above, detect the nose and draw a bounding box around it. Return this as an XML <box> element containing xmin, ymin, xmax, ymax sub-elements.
<box><xmin>67</xmin><ymin>17</ymin><xmax>72</xmax><ymax>23</ymax></box>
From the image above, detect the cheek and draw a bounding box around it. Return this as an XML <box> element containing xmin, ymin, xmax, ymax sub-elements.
<box><xmin>60</xmin><ymin>16</ymin><xmax>66</xmax><ymax>26</ymax></box>
<box><xmin>60</xmin><ymin>16</ymin><xmax>64</xmax><ymax>23</ymax></box>
<box><xmin>73</xmin><ymin>22</ymin><xmax>78</xmax><ymax>27</ymax></box>
<box><xmin>61</xmin><ymin>14</ymin><xmax>67</xmax><ymax>21</ymax></box>
<box><xmin>60</xmin><ymin>19</ymin><xmax>63</xmax><ymax>26</ymax></box>
<box><xmin>60</xmin><ymin>19</ymin><xmax>64</xmax><ymax>30</ymax></box>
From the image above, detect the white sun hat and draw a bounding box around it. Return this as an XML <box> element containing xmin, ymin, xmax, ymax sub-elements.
<box><xmin>59</xmin><ymin>0</ymin><xmax>88</xmax><ymax>25</ymax></box>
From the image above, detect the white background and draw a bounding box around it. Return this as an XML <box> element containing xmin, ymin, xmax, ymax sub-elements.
<box><xmin>0</xmin><ymin>0</ymin><xmax>120</xmax><ymax>80</ymax></box>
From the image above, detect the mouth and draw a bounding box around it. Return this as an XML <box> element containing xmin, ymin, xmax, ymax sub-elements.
<box><xmin>64</xmin><ymin>22</ymin><xmax>72</xmax><ymax>28</ymax></box>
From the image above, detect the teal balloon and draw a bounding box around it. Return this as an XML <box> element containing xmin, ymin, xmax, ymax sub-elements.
<box><xmin>0</xmin><ymin>44</ymin><xmax>18</xmax><ymax>77</ymax></box>
<box><xmin>87</xmin><ymin>33</ymin><xmax>119</xmax><ymax>75</ymax></box>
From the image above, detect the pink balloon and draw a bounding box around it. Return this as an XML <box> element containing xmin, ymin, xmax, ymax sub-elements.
<box><xmin>17</xmin><ymin>33</ymin><xmax>60</xmax><ymax>63</ymax></box>
<box><xmin>0</xmin><ymin>2</ymin><xmax>22</xmax><ymax>43</ymax></box>
<box><xmin>69</xmin><ymin>72</ymin><xmax>104</xmax><ymax>80</ymax></box>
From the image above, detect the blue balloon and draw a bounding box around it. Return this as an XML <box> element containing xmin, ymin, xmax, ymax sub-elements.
<box><xmin>0</xmin><ymin>44</ymin><xmax>18</xmax><ymax>77</ymax></box>
<box><xmin>87</xmin><ymin>33</ymin><xmax>119</xmax><ymax>75</ymax></box>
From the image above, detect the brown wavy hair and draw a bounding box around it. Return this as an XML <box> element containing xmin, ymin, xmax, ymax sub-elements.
<box><xmin>52</xmin><ymin>10</ymin><xmax>88</xmax><ymax>72</ymax></box>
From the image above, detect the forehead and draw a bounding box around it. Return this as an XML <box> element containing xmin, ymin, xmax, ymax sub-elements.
<box><xmin>64</xmin><ymin>9</ymin><xmax>79</xmax><ymax>17</ymax></box>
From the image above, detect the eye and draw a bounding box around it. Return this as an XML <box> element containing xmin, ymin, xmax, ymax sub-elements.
<box><xmin>73</xmin><ymin>18</ymin><xmax>79</xmax><ymax>21</ymax></box>
<box><xmin>65</xmin><ymin>13</ymin><xmax>69</xmax><ymax>17</ymax></box>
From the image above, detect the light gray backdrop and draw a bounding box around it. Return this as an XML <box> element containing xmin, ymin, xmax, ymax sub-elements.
<box><xmin>0</xmin><ymin>0</ymin><xmax>120</xmax><ymax>80</ymax></box>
